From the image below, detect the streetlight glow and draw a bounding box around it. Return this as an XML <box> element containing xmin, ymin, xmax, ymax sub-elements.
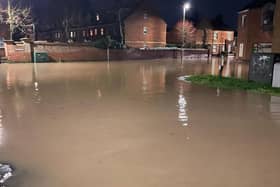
<box><xmin>184</xmin><ymin>2</ymin><xmax>191</xmax><ymax>11</ymax></box>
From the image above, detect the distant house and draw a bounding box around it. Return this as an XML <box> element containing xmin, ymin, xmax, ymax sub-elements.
<box><xmin>237</xmin><ymin>0</ymin><xmax>275</xmax><ymax>60</ymax></box>
<box><xmin>196</xmin><ymin>29</ymin><xmax>235</xmax><ymax>55</ymax></box>
<box><xmin>124</xmin><ymin>3</ymin><xmax>167</xmax><ymax>48</ymax></box>
<box><xmin>38</xmin><ymin>12</ymin><xmax>121</xmax><ymax>43</ymax></box>
<box><xmin>167</xmin><ymin>19</ymin><xmax>235</xmax><ymax>55</ymax></box>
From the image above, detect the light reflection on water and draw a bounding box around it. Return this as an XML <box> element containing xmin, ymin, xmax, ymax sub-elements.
<box><xmin>177</xmin><ymin>83</ymin><xmax>189</xmax><ymax>127</ymax></box>
<box><xmin>0</xmin><ymin>109</ymin><xmax>4</xmax><ymax>147</ymax></box>
<box><xmin>0</xmin><ymin>59</ymin><xmax>279</xmax><ymax>187</ymax></box>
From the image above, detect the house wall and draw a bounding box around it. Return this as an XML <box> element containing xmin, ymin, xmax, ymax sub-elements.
<box><xmin>237</xmin><ymin>8</ymin><xmax>273</xmax><ymax>61</ymax></box>
<box><xmin>273</xmin><ymin>0</ymin><xmax>280</xmax><ymax>53</ymax></box>
<box><xmin>124</xmin><ymin>9</ymin><xmax>167</xmax><ymax>48</ymax></box>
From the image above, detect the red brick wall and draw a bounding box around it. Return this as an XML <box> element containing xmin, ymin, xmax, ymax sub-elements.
<box><xmin>4</xmin><ymin>42</ymin><xmax>208</xmax><ymax>63</ymax></box>
<box><xmin>237</xmin><ymin>8</ymin><xmax>273</xmax><ymax>60</ymax></box>
<box><xmin>273</xmin><ymin>0</ymin><xmax>280</xmax><ymax>53</ymax></box>
<box><xmin>124</xmin><ymin>8</ymin><xmax>167</xmax><ymax>48</ymax></box>
<box><xmin>5</xmin><ymin>41</ymin><xmax>32</xmax><ymax>62</ymax></box>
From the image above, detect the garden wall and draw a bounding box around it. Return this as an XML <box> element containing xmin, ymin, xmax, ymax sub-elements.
<box><xmin>4</xmin><ymin>41</ymin><xmax>208</xmax><ymax>63</ymax></box>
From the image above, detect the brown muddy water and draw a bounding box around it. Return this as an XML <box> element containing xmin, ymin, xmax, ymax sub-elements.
<box><xmin>0</xmin><ymin>58</ymin><xmax>280</xmax><ymax>187</ymax></box>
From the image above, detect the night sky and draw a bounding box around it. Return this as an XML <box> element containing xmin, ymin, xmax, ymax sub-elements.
<box><xmin>91</xmin><ymin>0</ymin><xmax>252</xmax><ymax>29</ymax></box>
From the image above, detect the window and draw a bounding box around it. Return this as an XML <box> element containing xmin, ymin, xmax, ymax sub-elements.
<box><xmin>90</xmin><ymin>29</ymin><xmax>94</xmax><ymax>36</ymax></box>
<box><xmin>96</xmin><ymin>13</ymin><xmax>100</xmax><ymax>21</ymax></box>
<box><xmin>241</xmin><ymin>14</ymin><xmax>247</xmax><ymax>27</ymax></box>
<box><xmin>101</xmin><ymin>28</ymin><xmax>104</xmax><ymax>36</ymax></box>
<box><xmin>70</xmin><ymin>31</ymin><xmax>74</xmax><ymax>38</ymax></box>
<box><xmin>95</xmin><ymin>29</ymin><xmax>98</xmax><ymax>35</ymax></box>
<box><xmin>239</xmin><ymin>43</ymin><xmax>244</xmax><ymax>57</ymax></box>
<box><xmin>144</xmin><ymin>13</ymin><xmax>148</xmax><ymax>19</ymax></box>
<box><xmin>143</xmin><ymin>27</ymin><xmax>148</xmax><ymax>35</ymax></box>
<box><xmin>213</xmin><ymin>31</ymin><xmax>218</xmax><ymax>41</ymax></box>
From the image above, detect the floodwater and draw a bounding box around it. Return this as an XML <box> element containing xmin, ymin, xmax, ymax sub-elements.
<box><xmin>0</xmin><ymin>58</ymin><xmax>280</xmax><ymax>187</ymax></box>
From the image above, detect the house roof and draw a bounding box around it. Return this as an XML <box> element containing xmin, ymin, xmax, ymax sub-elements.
<box><xmin>239</xmin><ymin>0</ymin><xmax>276</xmax><ymax>12</ymax></box>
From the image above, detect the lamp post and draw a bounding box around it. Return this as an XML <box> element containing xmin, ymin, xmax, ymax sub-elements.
<box><xmin>182</xmin><ymin>2</ymin><xmax>191</xmax><ymax>63</ymax></box>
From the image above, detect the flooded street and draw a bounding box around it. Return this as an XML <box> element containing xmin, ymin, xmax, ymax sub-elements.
<box><xmin>0</xmin><ymin>58</ymin><xmax>280</xmax><ymax>187</ymax></box>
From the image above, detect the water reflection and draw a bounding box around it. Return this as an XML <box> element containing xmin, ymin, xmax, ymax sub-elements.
<box><xmin>210</xmin><ymin>57</ymin><xmax>248</xmax><ymax>79</ymax></box>
<box><xmin>0</xmin><ymin>109</ymin><xmax>4</xmax><ymax>147</ymax></box>
<box><xmin>270</xmin><ymin>96</ymin><xmax>280</xmax><ymax>125</ymax></box>
<box><xmin>177</xmin><ymin>83</ymin><xmax>189</xmax><ymax>127</ymax></box>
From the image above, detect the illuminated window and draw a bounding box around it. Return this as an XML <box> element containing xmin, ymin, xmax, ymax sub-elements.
<box><xmin>212</xmin><ymin>45</ymin><xmax>217</xmax><ymax>53</ymax></box>
<box><xmin>143</xmin><ymin>27</ymin><xmax>148</xmax><ymax>35</ymax></box>
<box><xmin>90</xmin><ymin>29</ymin><xmax>94</xmax><ymax>36</ymax></box>
<box><xmin>96</xmin><ymin>13</ymin><xmax>100</xmax><ymax>21</ymax></box>
<box><xmin>70</xmin><ymin>31</ymin><xmax>74</xmax><ymax>38</ymax></box>
<box><xmin>95</xmin><ymin>29</ymin><xmax>98</xmax><ymax>35</ymax></box>
<box><xmin>213</xmin><ymin>31</ymin><xmax>218</xmax><ymax>41</ymax></box>
<box><xmin>101</xmin><ymin>28</ymin><xmax>104</xmax><ymax>35</ymax></box>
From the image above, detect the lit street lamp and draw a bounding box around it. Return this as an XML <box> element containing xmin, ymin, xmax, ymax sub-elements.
<box><xmin>182</xmin><ymin>2</ymin><xmax>191</xmax><ymax>62</ymax></box>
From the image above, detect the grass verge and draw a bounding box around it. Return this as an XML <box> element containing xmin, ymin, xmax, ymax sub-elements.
<box><xmin>185</xmin><ymin>75</ymin><xmax>280</xmax><ymax>96</ymax></box>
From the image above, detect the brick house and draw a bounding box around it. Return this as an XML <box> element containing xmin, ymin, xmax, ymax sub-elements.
<box><xmin>124</xmin><ymin>3</ymin><xmax>167</xmax><ymax>48</ymax></box>
<box><xmin>237</xmin><ymin>0</ymin><xmax>275</xmax><ymax>60</ymax></box>
<box><xmin>195</xmin><ymin>28</ymin><xmax>235</xmax><ymax>55</ymax></box>
<box><xmin>38</xmin><ymin>12</ymin><xmax>121</xmax><ymax>43</ymax></box>
<box><xmin>167</xmin><ymin>19</ymin><xmax>235</xmax><ymax>55</ymax></box>
<box><xmin>272</xmin><ymin>0</ymin><xmax>280</xmax><ymax>53</ymax></box>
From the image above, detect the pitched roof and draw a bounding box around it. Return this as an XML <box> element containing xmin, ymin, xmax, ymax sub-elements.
<box><xmin>240</xmin><ymin>0</ymin><xmax>276</xmax><ymax>11</ymax></box>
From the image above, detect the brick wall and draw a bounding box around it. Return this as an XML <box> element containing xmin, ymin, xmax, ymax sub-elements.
<box><xmin>124</xmin><ymin>8</ymin><xmax>167</xmax><ymax>48</ymax></box>
<box><xmin>4</xmin><ymin>41</ymin><xmax>208</xmax><ymax>63</ymax></box>
<box><xmin>237</xmin><ymin>8</ymin><xmax>273</xmax><ymax>60</ymax></box>
<box><xmin>273</xmin><ymin>0</ymin><xmax>280</xmax><ymax>53</ymax></box>
<box><xmin>4</xmin><ymin>41</ymin><xmax>32</xmax><ymax>62</ymax></box>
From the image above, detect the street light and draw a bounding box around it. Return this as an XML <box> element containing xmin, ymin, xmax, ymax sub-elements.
<box><xmin>182</xmin><ymin>2</ymin><xmax>191</xmax><ymax>63</ymax></box>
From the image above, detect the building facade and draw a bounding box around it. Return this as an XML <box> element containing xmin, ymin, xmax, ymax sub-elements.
<box><xmin>124</xmin><ymin>5</ymin><xmax>167</xmax><ymax>48</ymax></box>
<box><xmin>196</xmin><ymin>29</ymin><xmax>235</xmax><ymax>55</ymax></box>
<box><xmin>237</xmin><ymin>0</ymin><xmax>275</xmax><ymax>60</ymax></box>
<box><xmin>38</xmin><ymin>12</ymin><xmax>121</xmax><ymax>43</ymax></box>
<box><xmin>272</xmin><ymin>0</ymin><xmax>280</xmax><ymax>53</ymax></box>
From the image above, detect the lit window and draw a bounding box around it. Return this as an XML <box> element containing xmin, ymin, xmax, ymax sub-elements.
<box><xmin>144</xmin><ymin>13</ymin><xmax>148</xmax><ymax>19</ymax></box>
<box><xmin>70</xmin><ymin>31</ymin><xmax>74</xmax><ymax>38</ymax></box>
<box><xmin>101</xmin><ymin>28</ymin><xmax>104</xmax><ymax>35</ymax></box>
<box><xmin>213</xmin><ymin>31</ymin><xmax>218</xmax><ymax>41</ymax></box>
<box><xmin>143</xmin><ymin>27</ymin><xmax>148</xmax><ymax>35</ymax></box>
<box><xmin>96</xmin><ymin>13</ymin><xmax>100</xmax><ymax>21</ymax></box>
<box><xmin>95</xmin><ymin>29</ymin><xmax>98</xmax><ymax>35</ymax></box>
<box><xmin>241</xmin><ymin>14</ymin><xmax>247</xmax><ymax>27</ymax></box>
<box><xmin>90</xmin><ymin>29</ymin><xmax>94</xmax><ymax>36</ymax></box>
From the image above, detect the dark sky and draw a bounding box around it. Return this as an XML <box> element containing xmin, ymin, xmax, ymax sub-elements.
<box><xmin>91</xmin><ymin>0</ymin><xmax>252</xmax><ymax>29</ymax></box>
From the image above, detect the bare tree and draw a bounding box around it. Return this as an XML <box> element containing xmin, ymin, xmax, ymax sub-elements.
<box><xmin>0</xmin><ymin>0</ymin><xmax>33</xmax><ymax>40</ymax></box>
